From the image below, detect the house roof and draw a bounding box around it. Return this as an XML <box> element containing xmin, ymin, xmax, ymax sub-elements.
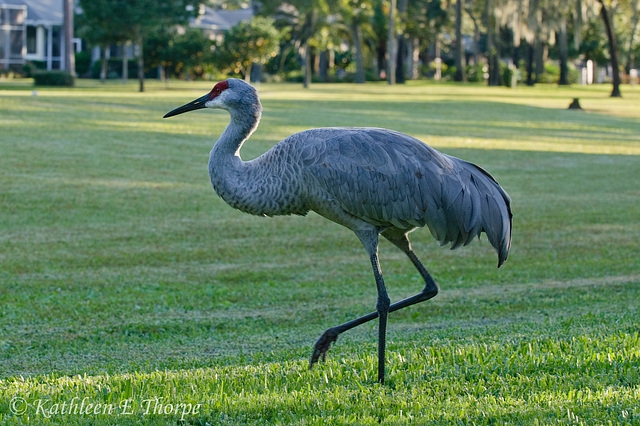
<box><xmin>191</xmin><ymin>6</ymin><xmax>252</xmax><ymax>32</ymax></box>
<box><xmin>1</xmin><ymin>0</ymin><xmax>62</xmax><ymax>25</ymax></box>
<box><xmin>1</xmin><ymin>1</ymin><xmax>252</xmax><ymax>31</ymax></box>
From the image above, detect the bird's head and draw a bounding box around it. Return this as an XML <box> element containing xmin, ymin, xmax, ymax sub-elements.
<box><xmin>163</xmin><ymin>78</ymin><xmax>261</xmax><ymax>119</ymax></box>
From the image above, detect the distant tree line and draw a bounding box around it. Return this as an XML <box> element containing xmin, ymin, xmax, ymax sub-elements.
<box><xmin>76</xmin><ymin>0</ymin><xmax>640</xmax><ymax>96</ymax></box>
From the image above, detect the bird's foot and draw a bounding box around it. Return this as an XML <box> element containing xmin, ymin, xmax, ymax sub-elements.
<box><xmin>309</xmin><ymin>327</ymin><xmax>341</xmax><ymax>369</ymax></box>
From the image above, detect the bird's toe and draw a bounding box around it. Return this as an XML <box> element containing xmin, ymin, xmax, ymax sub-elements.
<box><xmin>309</xmin><ymin>328</ymin><xmax>340</xmax><ymax>368</ymax></box>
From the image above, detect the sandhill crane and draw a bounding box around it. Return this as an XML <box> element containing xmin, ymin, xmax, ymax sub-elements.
<box><xmin>164</xmin><ymin>78</ymin><xmax>512</xmax><ymax>384</ymax></box>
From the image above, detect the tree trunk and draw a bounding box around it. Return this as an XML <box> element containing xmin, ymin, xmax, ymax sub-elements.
<box><xmin>63</xmin><ymin>0</ymin><xmax>75</xmax><ymax>76</ymax></box>
<box><xmin>122</xmin><ymin>42</ymin><xmax>128</xmax><ymax>83</ymax></box>
<box><xmin>625</xmin><ymin>0</ymin><xmax>639</xmax><ymax>73</ymax></box>
<box><xmin>279</xmin><ymin>44</ymin><xmax>292</xmax><ymax>74</ymax></box>
<box><xmin>489</xmin><ymin>54</ymin><xmax>500</xmax><ymax>86</ymax></box>
<box><xmin>245</xmin><ymin>62</ymin><xmax>252</xmax><ymax>83</ymax></box>
<box><xmin>319</xmin><ymin>50</ymin><xmax>329</xmax><ymax>82</ymax></box>
<box><xmin>377</xmin><ymin>41</ymin><xmax>386</xmax><ymax>79</ymax></box>
<box><xmin>303</xmin><ymin>43</ymin><xmax>311</xmax><ymax>89</ymax></box>
<box><xmin>535</xmin><ymin>35</ymin><xmax>546</xmax><ymax>81</ymax></box>
<box><xmin>526</xmin><ymin>40</ymin><xmax>535</xmax><ymax>86</ymax></box>
<box><xmin>396</xmin><ymin>0</ymin><xmax>407</xmax><ymax>84</ymax></box>
<box><xmin>311</xmin><ymin>51</ymin><xmax>318</xmax><ymax>78</ymax></box>
<box><xmin>485</xmin><ymin>0</ymin><xmax>500</xmax><ymax>86</ymax></box>
<box><xmin>387</xmin><ymin>0</ymin><xmax>397</xmax><ymax>85</ymax></box>
<box><xmin>136</xmin><ymin>32</ymin><xmax>145</xmax><ymax>93</ymax></box>
<box><xmin>598</xmin><ymin>0</ymin><xmax>622</xmax><ymax>97</ymax></box>
<box><xmin>407</xmin><ymin>37</ymin><xmax>419</xmax><ymax>80</ymax></box>
<box><xmin>396</xmin><ymin>36</ymin><xmax>405</xmax><ymax>83</ymax></box>
<box><xmin>434</xmin><ymin>36</ymin><xmax>442</xmax><ymax>81</ymax></box>
<box><xmin>557</xmin><ymin>18</ymin><xmax>569</xmax><ymax>85</ymax></box>
<box><xmin>352</xmin><ymin>23</ymin><xmax>365</xmax><ymax>83</ymax></box>
<box><xmin>466</xmin><ymin>7</ymin><xmax>480</xmax><ymax>66</ymax></box>
<box><xmin>100</xmin><ymin>47</ymin><xmax>108</xmax><ymax>83</ymax></box>
<box><xmin>454</xmin><ymin>0</ymin><xmax>466</xmax><ymax>82</ymax></box>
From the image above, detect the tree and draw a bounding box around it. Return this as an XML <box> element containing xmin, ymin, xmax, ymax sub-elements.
<box><xmin>395</xmin><ymin>0</ymin><xmax>407</xmax><ymax>83</ymax></box>
<box><xmin>63</xmin><ymin>0</ymin><xmax>75</xmax><ymax>76</ymax></box>
<box><xmin>77</xmin><ymin>0</ymin><xmax>128</xmax><ymax>83</ymax></box>
<box><xmin>79</xmin><ymin>0</ymin><xmax>198</xmax><ymax>92</ymax></box>
<box><xmin>579</xmin><ymin>15</ymin><xmax>609</xmax><ymax>68</ymax></box>
<box><xmin>339</xmin><ymin>0</ymin><xmax>374</xmax><ymax>83</ymax></box>
<box><xmin>427</xmin><ymin>0</ymin><xmax>449</xmax><ymax>82</ymax></box>
<box><xmin>371</xmin><ymin>0</ymin><xmax>389</xmax><ymax>79</ymax></box>
<box><xmin>124</xmin><ymin>0</ymin><xmax>199</xmax><ymax>92</ymax></box>
<box><xmin>260</xmin><ymin>0</ymin><xmax>336</xmax><ymax>88</ymax></box>
<box><xmin>402</xmin><ymin>0</ymin><xmax>446</xmax><ymax>80</ymax></box>
<box><xmin>484</xmin><ymin>0</ymin><xmax>501</xmax><ymax>86</ymax></box>
<box><xmin>387</xmin><ymin>0</ymin><xmax>397</xmax><ymax>84</ymax></box>
<box><xmin>214</xmin><ymin>17</ymin><xmax>281</xmax><ymax>82</ymax></box>
<box><xmin>557</xmin><ymin>16</ymin><xmax>570</xmax><ymax>85</ymax></box>
<box><xmin>145</xmin><ymin>27</ymin><xmax>212</xmax><ymax>80</ymax></box>
<box><xmin>597</xmin><ymin>0</ymin><xmax>622</xmax><ymax>96</ymax></box>
<box><xmin>532</xmin><ymin>0</ymin><xmax>581</xmax><ymax>85</ymax></box>
<box><xmin>525</xmin><ymin>0</ymin><xmax>542</xmax><ymax>86</ymax></box>
<box><xmin>453</xmin><ymin>0</ymin><xmax>466</xmax><ymax>81</ymax></box>
<box><xmin>625</xmin><ymin>0</ymin><xmax>639</xmax><ymax>73</ymax></box>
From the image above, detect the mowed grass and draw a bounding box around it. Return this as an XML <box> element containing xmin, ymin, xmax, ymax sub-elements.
<box><xmin>0</xmin><ymin>78</ymin><xmax>639</xmax><ymax>424</ymax></box>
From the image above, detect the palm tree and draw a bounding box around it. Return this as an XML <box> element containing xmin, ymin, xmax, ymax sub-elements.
<box><xmin>454</xmin><ymin>0</ymin><xmax>466</xmax><ymax>81</ymax></box>
<box><xmin>339</xmin><ymin>0</ymin><xmax>374</xmax><ymax>83</ymax></box>
<box><xmin>387</xmin><ymin>0</ymin><xmax>397</xmax><ymax>84</ymax></box>
<box><xmin>260</xmin><ymin>0</ymin><xmax>332</xmax><ymax>88</ymax></box>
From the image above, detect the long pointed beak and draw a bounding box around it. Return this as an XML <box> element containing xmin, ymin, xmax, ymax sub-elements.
<box><xmin>163</xmin><ymin>93</ymin><xmax>210</xmax><ymax>118</ymax></box>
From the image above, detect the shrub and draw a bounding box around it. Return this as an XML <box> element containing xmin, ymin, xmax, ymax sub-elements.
<box><xmin>502</xmin><ymin>66</ymin><xmax>514</xmax><ymax>87</ymax></box>
<box><xmin>538</xmin><ymin>63</ymin><xmax>560</xmax><ymax>84</ymax></box>
<box><xmin>75</xmin><ymin>51</ymin><xmax>92</xmax><ymax>76</ymax></box>
<box><xmin>33</xmin><ymin>71</ymin><xmax>75</xmax><ymax>87</ymax></box>
<box><xmin>466</xmin><ymin>64</ymin><xmax>488</xmax><ymax>82</ymax></box>
<box><xmin>91</xmin><ymin>59</ymin><xmax>139</xmax><ymax>80</ymax></box>
<box><xmin>22</xmin><ymin>61</ymin><xmax>46</xmax><ymax>78</ymax></box>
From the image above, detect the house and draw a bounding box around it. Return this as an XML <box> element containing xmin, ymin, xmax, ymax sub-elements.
<box><xmin>0</xmin><ymin>2</ymin><xmax>27</xmax><ymax>69</ymax></box>
<box><xmin>190</xmin><ymin>5</ymin><xmax>253</xmax><ymax>42</ymax></box>
<box><xmin>0</xmin><ymin>1</ymin><xmax>252</xmax><ymax>74</ymax></box>
<box><xmin>0</xmin><ymin>0</ymin><xmax>78</xmax><ymax>71</ymax></box>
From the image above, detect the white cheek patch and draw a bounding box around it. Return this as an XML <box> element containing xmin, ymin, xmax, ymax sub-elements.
<box><xmin>206</xmin><ymin>90</ymin><xmax>229</xmax><ymax>108</ymax></box>
<box><xmin>206</xmin><ymin>97</ymin><xmax>221</xmax><ymax>108</ymax></box>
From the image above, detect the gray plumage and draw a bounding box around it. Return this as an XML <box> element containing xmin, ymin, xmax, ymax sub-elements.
<box><xmin>164</xmin><ymin>78</ymin><xmax>512</xmax><ymax>383</ymax></box>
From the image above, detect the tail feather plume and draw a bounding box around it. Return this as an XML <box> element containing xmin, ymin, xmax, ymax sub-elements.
<box><xmin>430</xmin><ymin>157</ymin><xmax>512</xmax><ymax>267</ymax></box>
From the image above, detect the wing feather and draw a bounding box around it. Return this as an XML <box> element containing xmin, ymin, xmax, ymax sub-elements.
<box><xmin>297</xmin><ymin>128</ymin><xmax>512</xmax><ymax>265</ymax></box>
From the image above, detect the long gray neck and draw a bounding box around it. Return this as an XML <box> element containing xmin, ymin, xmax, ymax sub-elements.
<box><xmin>208</xmin><ymin>103</ymin><xmax>264</xmax><ymax>212</ymax></box>
<box><xmin>210</xmin><ymin>106</ymin><xmax>261</xmax><ymax>161</ymax></box>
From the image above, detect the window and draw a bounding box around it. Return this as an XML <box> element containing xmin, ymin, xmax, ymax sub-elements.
<box><xmin>51</xmin><ymin>26</ymin><xmax>61</xmax><ymax>57</ymax></box>
<box><xmin>27</xmin><ymin>26</ymin><xmax>37</xmax><ymax>54</ymax></box>
<box><xmin>0</xmin><ymin>5</ymin><xmax>26</xmax><ymax>67</ymax></box>
<box><xmin>10</xmin><ymin>27</ymin><xmax>24</xmax><ymax>58</ymax></box>
<box><xmin>9</xmin><ymin>9</ymin><xmax>25</xmax><ymax>25</ymax></box>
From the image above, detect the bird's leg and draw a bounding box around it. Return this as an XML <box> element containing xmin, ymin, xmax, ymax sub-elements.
<box><xmin>370</xmin><ymin>250</ymin><xmax>390</xmax><ymax>384</ymax></box>
<box><xmin>311</xmin><ymin>230</ymin><xmax>390</xmax><ymax>383</ymax></box>
<box><xmin>309</xmin><ymin>231</ymin><xmax>439</xmax><ymax>377</ymax></box>
<box><xmin>361</xmin><ymin>230</ymin><xmax>390</xmax><ymax>384</ymax></box>
<box><xmin>381</xmin><ymin>230</ymin><xmax>440</xmax><ymax>310</ymax></box>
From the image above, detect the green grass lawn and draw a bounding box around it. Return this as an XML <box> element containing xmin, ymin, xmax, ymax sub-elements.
<box><xmin>0</xmin><ymin>78</ymin><xmax>639</xmax><ymax>425</ymax></box>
